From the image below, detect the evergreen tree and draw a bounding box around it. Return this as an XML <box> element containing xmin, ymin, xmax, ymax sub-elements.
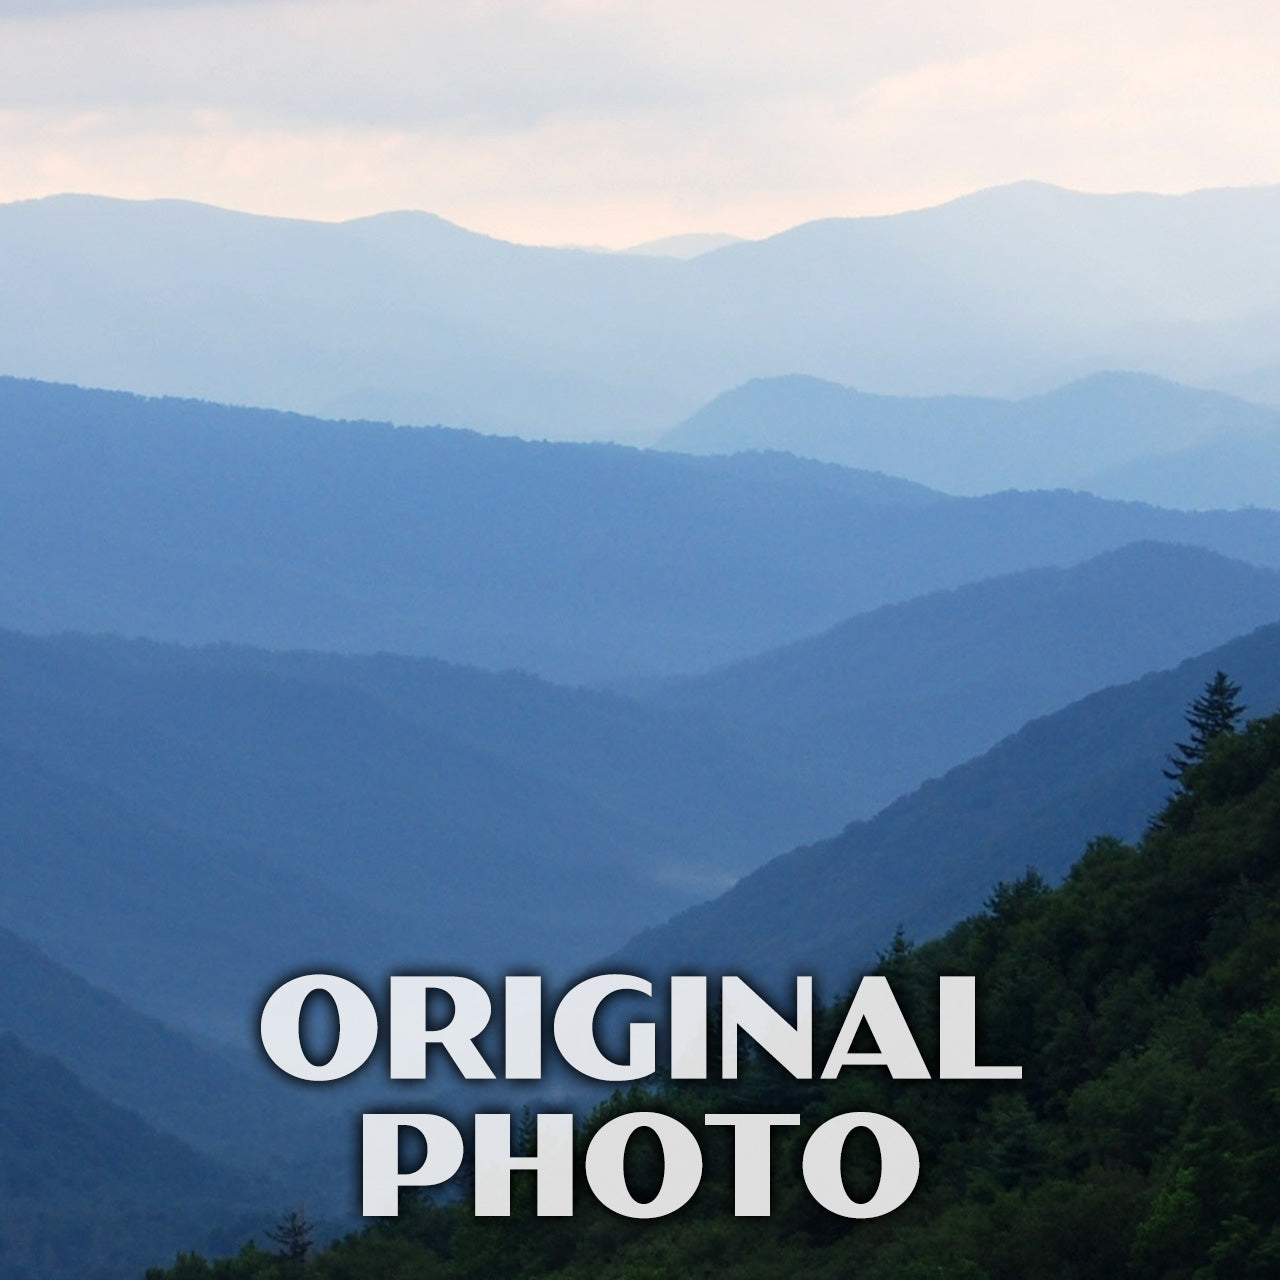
<box><xmin>1164</xmin><ymin>669</ymin><xmax>1245</xmax><ymax>785</ymax></box>
<box><xmin>265</xmin><ymin>1208</ymin><xmax>312</xmax><ymax>1265</ymax></box>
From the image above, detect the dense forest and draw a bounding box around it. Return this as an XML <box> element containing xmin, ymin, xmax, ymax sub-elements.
<box><xmin>147</xmin><ymin>692</ymin><xmax>1280</xmax><ymax>1279</ymax></box>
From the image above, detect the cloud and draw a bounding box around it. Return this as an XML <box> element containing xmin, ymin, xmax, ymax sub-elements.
<box><xmin>0</xmin><ymin>1</ymin><xmax>1073</xmax><ymax>129</ymax></box>
<box><xmin>0</xmin><ymin>0</ymin><xmax>1278</xmax><ymax>244</ymax></box>
<box><xmin>0</xmin><ymin>0</ymin><xmax>263</xmax><ymax>12</ymax></box>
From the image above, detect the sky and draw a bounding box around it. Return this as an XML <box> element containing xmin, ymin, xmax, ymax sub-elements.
<box><xmin>0</xmin><ymin>0</ymin><xmax>1278</xmax><ymax>247</ymax></box>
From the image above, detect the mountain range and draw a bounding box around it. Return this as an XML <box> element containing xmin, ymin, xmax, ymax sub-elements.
<box><xmin>6</xmin><ymin>377</ymin><xmax>1280</xmax><ymax>682</ymax></box>
<box><xmin>8</xmin><ymin>603</ymin><xmax>1275</xmax><ymax>1271</ymax></box>
<box><xmin>10</xmin><ymin>174</ymin><xmax>1280</xmax><ymax>1280</ymax></box>
<box><xmin>661</xmin><ymin>371</ymin><xmax>1280</xmax><ymax>509</ymax></box>
<box><xmin>649</xmin><ymin>541</ymin><xmax>1280</xmax><ymax>822</ymax></box>
<box><xmin>6</xmin><ymin>183</ymin><xmax>1280</xmax><ymax>442</ymax></box>
<box><xmin>617</xmin><ymin>621</ymin><xmax>1280</xmax><ymax>992</ymax></box>
<box><xmin>0</xmin><ymin>629</ymin><xmax>695</xmax><ymax>1039</ymax></box>
<box><xmin>153</xmin><ymin>701</ymin><xmax>1280</xmax><ymax>1278</ymax></box>
<box><xmin>5</xmin><ymin>537</ymin><xmax>1280</xmax><ymax>1046</ymax></box>
<box><xmin>3</xmin><ymin>363</ymin><xmax>1279</xmax><ymax>1275</ymax></box>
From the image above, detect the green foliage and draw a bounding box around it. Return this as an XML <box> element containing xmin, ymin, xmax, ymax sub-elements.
<box><xmin>1164</xmin><ymin>669</ymin><xmax>1246</xmax><ymax>787</ymax></box>
<box><xmin>149</xmin><ymin>710</ymin><xmax>1280</xmax><ymax>1279</ymax></box>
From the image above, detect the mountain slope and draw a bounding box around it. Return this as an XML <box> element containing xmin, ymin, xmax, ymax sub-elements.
<box><xmin>0</xmin><ymin>629</ymin><xmax>705</xmax><ymax>1039</ymax></box>
<box><xmin>39</xmin><ymin>632</ymin><xmax>828</xmax><ymax>889</ymax></box>
<box><xmin>145</xmin><ymin>700</ymin><xmax>1280</xmax><ymax>1280</ymax></box>
<box><xmin>1084</xmin><ymin>429</ymin><xmax>1280</xmax><ymax>510</ymax></box>
<box><xmin>0</xmin><ymin>922</ymin><xmax>336</xmax><ymax>1184</ymax></box>
<box><xmin>651</xmin><ymin>542</ymin><xmax>1280</xmax><ymax>823</ymax></box>
<box><xmin>0</xmin><ymin>1034</ymin><xmax>262</xmax><ymax>1280</ymax></box>
<box><xmin>0</xmin><ymin>1034</ymin><xmax>242</xmax><ymax>1207</ymax></box>
<box><xmin>660</xmin><ymin>370</ymin><xmax>1280</xmax><ymax>506</ymax></box>
<box><xmin>22</xmin><ymin>539</ymin><xmax>1280</xmax><ymax>936</ymax></box>
<box><xmin>4</xmin><ymin>377</ymin><xmax>1280</xmax><ymax>680</ymax></box>
<box><xmin>618</xmin><ymin>621</ymin><xmax>1280</xmax><ymax>991</ymax></box>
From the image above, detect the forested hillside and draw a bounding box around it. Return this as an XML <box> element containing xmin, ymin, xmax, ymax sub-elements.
<box><xmin>620</xmin><ymin>622</ymin><xmax>1280</xmax><ymax>989</ymax></box>
<box><xmin>6</xmin><ymin>377</ymin><xmax>1280</xmax><ymax>680</ymax></box>
<box><xmin>147</xmin><ymin>701</ymin><xmax>1280</xmax><ymax>1279</ymax></box>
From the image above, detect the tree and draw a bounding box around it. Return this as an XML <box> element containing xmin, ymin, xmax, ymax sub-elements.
<box><xmin>1164</xmin><ymin>671</ymin><xmax>1246</xmax><ymax>786</ymax></box>
<box><xmin>265</xmin><ymin>1208</ymin><xmax>312</xmax><ymax>1266</ymax></box>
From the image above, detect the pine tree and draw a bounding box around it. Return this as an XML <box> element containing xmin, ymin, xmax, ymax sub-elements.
<box><xmin>266</xmin><ymin>1208</ymin><xmax>313</xmax><ymax>1265</ymax></box>
<box><xmin>1164</xmin><ymin>670</ymin><xmax>1246</xmax><ymax>785</ymax></box>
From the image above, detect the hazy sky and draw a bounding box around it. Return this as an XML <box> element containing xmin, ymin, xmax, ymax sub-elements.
<box><xmin>1</xmin><ymin>0</ymin><xmax>1278</xmax><ymax>245</ymax></box>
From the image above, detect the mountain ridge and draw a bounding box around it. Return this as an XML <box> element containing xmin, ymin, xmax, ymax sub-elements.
<box><xmin>660</xmin><ymin>370</ymin><xmax>1280</xmax><ymax>506</ymax></box>
<box><xmin>616</xmin><ymin>620</ymin><xmax>1280</xmax><ymax>991</ymax></box>
<box><xmin>648</xmin><ymin>541</ymin><xmax>1280</xmax><ymax>820</ymax></box>
<box><xmin>5</xmin><ymin>376</ymin><xmax>1280</xmax><ymax>681</ymax></box>
<box><xmin>8</xmin><ymin>183</ymin><xmax>1280</xmax><ymax>437</ymax></box>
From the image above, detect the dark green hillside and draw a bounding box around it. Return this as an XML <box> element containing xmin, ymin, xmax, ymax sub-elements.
<box><xmin>0</xmin><ymin>1035</ymin><xmax>261</xmax><ymax>1280</ymax></box>
<box><xmin>147</xmin><ymin>703</ymin><xmax>1280</xmax><ymax>1279</ymax></box>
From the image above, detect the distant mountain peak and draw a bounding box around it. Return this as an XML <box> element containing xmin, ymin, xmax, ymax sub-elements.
<box><xmin>661</xmin><ymin>369</ymin><xmax>1280</xmax><ymax>506</ymax></box>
